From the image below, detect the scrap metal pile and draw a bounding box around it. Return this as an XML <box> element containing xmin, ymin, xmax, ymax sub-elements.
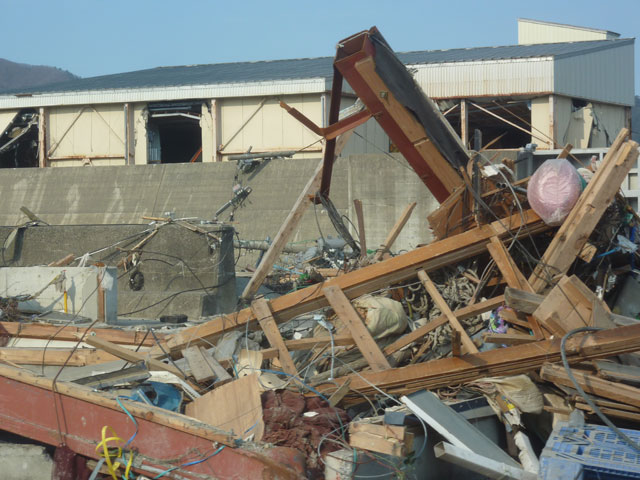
<box><xmin>1</xmin><ymin>27</ymin><xmax>640</xmax><ymax>480</ymax></box>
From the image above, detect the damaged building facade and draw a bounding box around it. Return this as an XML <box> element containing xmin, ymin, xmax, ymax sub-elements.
<box><xmin>0</xmin><ymin>19</ymin><xmax>634</xmax><ymax>167</ymax></box>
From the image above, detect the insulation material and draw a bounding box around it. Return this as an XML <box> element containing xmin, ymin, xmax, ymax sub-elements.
<box><xmin>527</xmin><ymin>158</ymin><xmax>582</xmax><ymax>225</ymax></box>
<box><xmin>352</xmin><ymin>296</ymin><xmax>409</xmax><ymax>339</ymax></box>
<box><xmin>486</xmin><ymin>375</ymin><xmax>544</xmax><ymax>414</ymax></box>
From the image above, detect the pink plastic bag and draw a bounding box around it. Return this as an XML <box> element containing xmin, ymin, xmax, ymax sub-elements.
<box><xmin>527</xmin><ymin>158</ymin><xmax>582</xmax><ymax>226</ymax></box>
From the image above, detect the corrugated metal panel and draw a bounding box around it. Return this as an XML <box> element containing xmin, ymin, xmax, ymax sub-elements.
<box><xmin>411</xmin><ymin>57</ymin><xmax>554</xmax><ymax>98</ymax></box>
<box><xmin>0</xmin><ymin>79</ymin><xmax>331</xmax><ymax>109</ymax></box>
<box><xmin>554</xmin><ymin>42</ymin><xmax>635</xmax><ymax>106</ymax></box>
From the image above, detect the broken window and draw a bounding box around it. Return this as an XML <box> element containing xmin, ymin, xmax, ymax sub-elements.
<box><xmin>146</xmin><ymin>101</ymin><xmax>202</xmax><ymax>164</ymax></box>
<box><xmin>0</xmin><ymin>109</ymin><xmax>39</xmax><ymax>168</ymax></box>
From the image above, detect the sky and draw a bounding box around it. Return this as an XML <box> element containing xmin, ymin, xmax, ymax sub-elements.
<box><xmin>1</xmin><ymin>0</ymin><xmax>639</xmax><ymax>93</ymax></box>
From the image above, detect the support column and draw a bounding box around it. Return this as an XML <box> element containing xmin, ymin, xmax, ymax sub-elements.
<box><xmin>38</xmin><ymin>107</ymin><xmax>46</xmax><ymax>168</ymax></box>
<box><xmin>201</xmin><ymin>102</ymin><xmax>214</xmax><ymax>163</ymax></box>
<box><xmin>212</xmin><ymin>99</ymin><xmax>222</xmax><ymax>161</ymax></box>
<box><xmin>460</xmin><ymin>99</ymin><xmax>468</xmax><ymax>149</ymax></box>
<box><xmin>548</xmin><ymin>94</ymin><xmax>557</xmax><ymax>149</ymax></box>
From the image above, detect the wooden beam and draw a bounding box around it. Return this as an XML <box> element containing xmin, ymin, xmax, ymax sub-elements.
<box><xmin>373</xmin><ymin>202</ymin><xmax>417</xmax><ymax>261</ymax></box>
<box><xmin>241</xmin><ymin>160</ymin><xmax>323</xmax><ymax>301</ymax></box>
<box><xmin>486</xmin><ymin>236</ymin><xmax>532</xmax><ymax>292</ymax></box>
<box><xmin>451</xmin><ymin>330</ymin><xmax>461</xmax><ymax>356</ymax></box>
<box><xmin>251</xmin><ymin>298</ymin><xmax>298</xmax><ymax>377</ymax></box>
<box><xmin>504</xmin><ymin>288</ymin><xmax>544</xmax><ymax>314</ymax></box>
<box><xmin>417</xmin><ymin>270</ymin><xmax>478</xmax><ymax>354</ymax></box>
<box><xmin>315</xmin><ymin>323</ymin><xmax>640</xmax><ymax>398</ymax></box>
<box><xmin>529</xmin><ymin>130</ymin><xmax>639</xmax><ymax>291</ymax></box>
<box><xmin>163</xmin><ymin>209</ymin><xmax>545</xmax><ymax>355</ymax></box>
<box><xmin>482</xmin><ymin>333</ymin><xmax>537</xmax><ymax>346</ymax></box>
<box><xmin>323</xmin><ymin>285</ymin><xmax>391</xmax><ymax>371</ymax></box>
<box><xmin>0</xmin><ymin>322</ymin><xmax>161</xmax><ymax>347</ymax></box>
<box><xmin>0</xmin><ymin>347</ymin><xmax>118</xmax><ymax>366</ymax></box>
<box><xmin>540</xmin><ymin>363</ymin><xmax>640</xmax><ymax>408</ymax></box>
<box><xmin>353</xmin><ymin>199</ymin><xmax>367</xmax><ymax>260</ymax></box>
<box><xmin>460</xmin><ymin>100</ymin><xmax>468</xmax><ymax>148</ymax></box>
<box><xmin>384</xmin><ymin>295</ymin><xmax>504</xmax><ymax>356</ymax></box>
<box><xmin>83</xmin><ymin>336</ymin><xmax>188</xmax><ymax>381</ymax></box>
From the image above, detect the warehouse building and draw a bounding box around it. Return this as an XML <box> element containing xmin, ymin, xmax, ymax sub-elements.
<box><xmin>0</xmin><ymin>18</ymin><xmax>634</xmax><ymax>170</ymax></box>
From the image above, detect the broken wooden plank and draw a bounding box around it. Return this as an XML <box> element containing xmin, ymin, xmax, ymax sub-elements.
<box><xmin>529</xmin><ymin>131</ymin><xmax>639</xmax><ymax>292</ymax></box>
<box><xmin>241</xmin><ymin>160</ymin><xmax>323</xmax><ymax>301</ymax></box>
<box><xmin>0</xmin><ymin>347</ymin><xmax>118</xmax><ymax>366</ymax></box>
<box><xmin>417</xmin><ymin>269</ymin><xmax>478</xmax><ymax>354</ymax></box>
<box><xmin>0</xmin><ymin>322</ymin><xmax>160</xmax><ymax>346</ymax></box>
<box><xmin>504</xmin><ymin>288</ymin><xmax>544</xmax><ymax>314</ymax></box>
<box><xmin>328</xmin><ymin>378</ymin><xmax>351</xmax><ymax>407</ymax></box>
<box><xmin>349</xmin><ymin>422</ymin><xmax>409</xmax><ymax>457</ymax></box>
<box><xmin>182</xmin><ymin>346</ymin><xmax>231</xmax><ymax>384</ymax></box>
<box><xmin>162</xmin><ymin>210</ymin><xmax>545</xmax><ymax>355</ymax></box>
<box><xmin>185</xmin><ymin>373</ymin><xmax>264</xmax><ymax>441</ymax></box>
<box><xmin>373</xmin><ymin>202</ymin><xmax>417</xmax><ymax>261</ymax></box>
<box><xmin>323</xmin><ymin>285</ymin><xmax>391</xmax><ymax>371</ymax></box>
<box><xmin>353</xmin><ymin>199</ymin><xmax>367</xmax><ymax>260</ymax></box>
<box><xmin>533</xmin><ymin>276</ymin><xmax>592</xmax><ymax>335</ymax></box>
<box><xmin>594</xmin><ymin>360</ymin><xmax>640</xmax><ymax>386</ymax></box>
<box><xmin>540</xmin><ymin>363</ymin><xmax>640</xmax><ymax>408</ymax></box>
<box><xmin>486</xmin><ymin>236</ymin><xmax>533</xmax><ymax>292</ymax></box>
<box><xmin>251</xmin><ymin>298</ymin><xmax>299</xmax><ymax>377</ymax></box>
<box><xmin>83</xmin><ymin>336</ymin><xmax>188</xmax><ymax>381</ymax></box>
<box><xmin>451</xmin><ymin>330</ymin><xmax>462</xmax><ymax>356</ymax></box>
<box><xmin>482</xmin><ymin>333</ymin><xmax>537</xmax><ymax>346</ymax></box>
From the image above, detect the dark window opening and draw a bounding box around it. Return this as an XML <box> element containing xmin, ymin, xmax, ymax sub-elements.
<box><xmin>0</xmin><ymin>109</ymin><xmax>39</xmax><ymax>168</ymax></box>
<box><xmin>147</xmin><ymin>101</ymin><xmax>202</xmax><ymax>164</ymax></box>
<box><xmin>444</xmin><ymin>100</ymin><xmax>532</xmax><ymax>150</ymax></box>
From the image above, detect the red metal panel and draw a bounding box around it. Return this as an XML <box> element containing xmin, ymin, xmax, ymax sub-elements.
<box><xmin>0</xmin><ymin>375</ymin><xmax>305</xmax><ymax>479</ymax></box>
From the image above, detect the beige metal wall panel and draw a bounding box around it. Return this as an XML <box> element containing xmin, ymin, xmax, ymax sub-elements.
<box><xmin>589</xmin><ymin>102</ymin><xmax>627</xmax><ymax>147</ymax></box>
<box><xmin>0</xmin><ymin>79</ymin><xmax>330</xmax><ymax>109</ymax></box>
<box><xmin>0</xmin><ymin>109</ymin><xmax>18</xmax><ymax>135</ymax></box>
<box><xmin>133</xmin><ymin>104</ymin><xmax>148</xmax><ymax>165</ymax></box>
<box><xmin>518</xmin><ymin>19</ymin><xmax>614</xmax><ymax>44</ymax></box>
<box><xmin>554</xmin><ymin>43</ymin><xmax>635</xmax><ymax>106</ymax></box>
<box><xmin>531</xmin><ymin>96</ymin><xmax>553</xmax><ymax>148</ymax></box>
<box><xmin>411</xmin><ymin>58</ymin><xmax>554</xmax><ymax>99</ymax></box>
<box><xmin>219</xmin><ymin>94</ymin><xmax>322</xmax><ymax>158</ymax></box>
<box><xmin>48</xmin><ymin>104</ymin><xmax>126</xmax><ymax>161</ymax></box>
<box><xmin>200</xmin><ymin>101</ymin><xmax>214</xmax><ymax>163</ymax></box>
<box><xmin>554</xmin><ymin>96</ymin><xmax>573</xmax><ymax>148</ymax></box>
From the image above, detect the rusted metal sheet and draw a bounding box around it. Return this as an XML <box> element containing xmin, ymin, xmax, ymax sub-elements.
<box><xmin>0</xmin><ymin>366</ymin><xmax>306</xmax><ymax>479</ymax></box>
<box><xmin>333</xmin><ymin>27</ymin><xmax>467</xmax><ymax>203</ymax></box>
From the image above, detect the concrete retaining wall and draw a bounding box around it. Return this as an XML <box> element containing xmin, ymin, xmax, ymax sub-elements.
<box><xmin>0</xmin><ymin>155</ymin><xmax>439</xmax><ymax>264</ymax></box>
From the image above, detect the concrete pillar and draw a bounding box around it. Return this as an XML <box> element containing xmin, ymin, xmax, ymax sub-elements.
<box><xmin>201</xmin><ymin>101</ymin><xmax>214</xmax><ymax>163</ymax></box>
<box><xmin>133</xmin><ymin>104</ymin><xmax>148</xmax><ymax>165</ymax></box>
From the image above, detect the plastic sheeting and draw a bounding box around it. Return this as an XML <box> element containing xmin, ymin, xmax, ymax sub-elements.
<box><xmin>527</xmin><ymin>158</ymin><xmax>583</xmax><ymax>226</ymax></box>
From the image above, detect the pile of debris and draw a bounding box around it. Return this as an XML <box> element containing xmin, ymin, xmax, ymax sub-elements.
<box><xmin>1</xmin><ymin>27</ymin><xmax>640</xmax><ymax>480</ymax></box>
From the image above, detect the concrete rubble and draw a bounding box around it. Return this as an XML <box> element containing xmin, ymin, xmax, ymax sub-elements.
<box><xmin>1</xmin><ymin>26</ymin><xmax>640</xmax><ymax>480</ymax></box>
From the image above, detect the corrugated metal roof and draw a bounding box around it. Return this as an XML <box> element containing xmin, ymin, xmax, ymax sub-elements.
<box><xmin>0</xmin><ymin>38</ymin><xmax>632</xmax><ymax>96</ymax></box>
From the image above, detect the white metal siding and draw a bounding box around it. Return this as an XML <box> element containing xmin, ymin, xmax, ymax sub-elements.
<box><xmin>518</xmin><ymin>20</ymin><xmax>613</xmax><ymax>44</ymax></box>
<box><xmin>0</xmin><ymin>79</ymin><xmax>330</xmax><ymax>109</ymax></box>
<box><xmin>554</xmin><ymin>43</ymin><xmax>634</xmax><ymax>106</ymax></box>
<box><xmin>411</xmin><ymin>57</ymin><xmax>554</xmax><ymax>98</ymax></box>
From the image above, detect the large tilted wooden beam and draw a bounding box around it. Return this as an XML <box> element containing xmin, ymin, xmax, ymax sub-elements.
<box><xmin>241</xmin><ymin>160</ymin><xmax>323</xmax><ymax>301</ymax></box>
<box><xmin>162</xmin><ymin>210</ymin><xmax>546</xmax><ymax>355</ymax></box>
<box><xmin>529</xmin><ymin>130</ymin><xmax>639</xmax><ymax>292</ymax></box>
<box><xmin>314</xmin><ymin>323</ymin><xmax>640</xmax><ymax>398</ymax></box>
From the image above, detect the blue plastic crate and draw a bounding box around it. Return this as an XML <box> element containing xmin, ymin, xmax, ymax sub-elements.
<box><xmin>539</xmin><ymin>422</ymin><xmax>640</xmax><ymax>480</ymax></box>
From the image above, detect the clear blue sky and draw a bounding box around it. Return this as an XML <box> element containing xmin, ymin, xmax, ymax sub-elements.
<box><xmin>2</xmin><ymin>0</ymin><xmax>639</xmax><ymax>93</ymax></box>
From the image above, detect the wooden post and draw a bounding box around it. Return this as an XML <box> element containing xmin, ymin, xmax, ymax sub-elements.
<box><xmin>353</xmin><ymin>199</ymin><xmax>367</xmax><ymax>259</ymax></box>
<box><xmin>38</xmin><ymin>107</ymin><xmax>46</xmax><ymax>168</ymax></box>
<box><xmin>548</xmin><ymin>95</ymin><xmax>556</xmax><ymax>150</ymax></box>
<box><xmin>373</xmin><ymin>202</ymin><xmax>417</xmax><ymax>262</ymax></box>
<box><xmin>323</xmin><ymin>285</ymin><xmax>391</xmax><ymax>371</ymax></box>
<box><xmin>241</xmin><ymin>161</ymin><xmax>323</xmax><ymax>301</ymax></box>
<box><xmin>417</xmin><ymin>270</ymin><xmax>478</xmax><ymax>354</ymax></box>
<box><xmin>251</xmin><ymin>298</ymin><xmax>298</xmax><ymax>377</ymax></box>
<box><xmin>212</xmin><ymin>99</ymin><xmax>222</xmax><ymax>162</ymax></box>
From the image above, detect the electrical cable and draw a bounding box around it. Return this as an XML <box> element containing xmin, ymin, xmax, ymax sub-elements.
<box><xmin>560</xmin><ymin>326</ymin><xmax>640</xmax><ymax>452</ymax></box>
